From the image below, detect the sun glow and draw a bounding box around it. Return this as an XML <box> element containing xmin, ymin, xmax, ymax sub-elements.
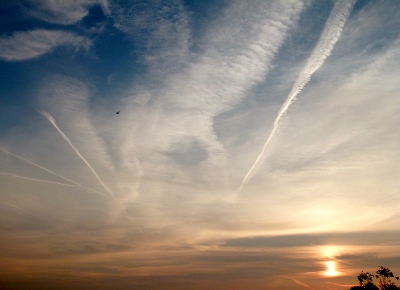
<box><xmin>325</xmin><ymin>261</ymin><xmax>339</xmax><ymax>277</ymax></box>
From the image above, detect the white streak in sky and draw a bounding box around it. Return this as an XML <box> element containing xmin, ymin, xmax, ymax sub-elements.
<box><xmin>239</xmin><ymin>0</ymin><xmax>356</xmax><ymax>191</ymax></box>
<box><xmin>290</xmin><ymin>278</ymin><xmax>313</xmax><ymax>290</ymax></box>
<box><xmin>0</xmin><ymin>147</ymin><xmax>105</xmax><ymax>196</ymax></box>
<box><xmin>0</xmin><ymin>172</ymin><xmax>76</xmax><ymax>187</ymax></box>
<box><xmin>0</xmin><ymin>200</ymin><xmax>47</xmax><ymax>221</ymax></box>
<box><xmin>0</xmin><ymin>200</ymin><xmax>30</xmax><ymax>214</ymax></box>
<box><xmin>39</xmin><ymin>111</ymin><xmax>114</xmax><ymax>197</ymax></box>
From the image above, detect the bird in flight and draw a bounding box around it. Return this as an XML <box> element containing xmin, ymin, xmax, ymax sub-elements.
<box><xmin>116</xmin><ymin>111</ymin><xmax>120</xmax><ymax>114</ymax></box>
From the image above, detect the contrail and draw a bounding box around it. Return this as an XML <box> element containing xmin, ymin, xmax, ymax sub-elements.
<box><xmin>0</xmin><ymin>200</ymin><xmax>48</xmax><ymax>221</ymax></box>
<box><xmin>238</xmin><ymin>0</ymin><xmax>355</xmax><ymax>191</ymax></box>
<box><xmin>39</xmin><ymin>111</ymin><xmax>114</xmax><ymax>197</ymax></box>
<box><xmin>290</xmin><ymin>278</ymin><xmax>314</xmax><ymax>290</ymax></box>
<box><xmin>0</xmin><ymin>172</ymin><xmax>76</xmax><ymax>187</ymax></box>
<box><xmin>0</xmin><ymin>147</ymin><xmax>106</xmax><ymax>197</ymax></box>
<box><xmin>0</xmin><ymin>200</ymin><xmax>30</xmax><ymax>214</ymax></box>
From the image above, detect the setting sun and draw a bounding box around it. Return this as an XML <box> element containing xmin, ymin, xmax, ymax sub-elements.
<box><xmin>325</xmin><ymin>261</ymin><xmax>339</xmax><ymax>277</ymax></box>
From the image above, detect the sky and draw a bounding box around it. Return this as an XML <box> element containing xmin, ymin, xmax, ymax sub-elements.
<box><xmin>1</xmin><ymin>0</ymin><xmax>400</xmax><ymax>289</ymax></box>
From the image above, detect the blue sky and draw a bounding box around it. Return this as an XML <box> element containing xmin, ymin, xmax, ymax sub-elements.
<box><xmin>1</xmin><ymin>1</ymin><xmax>400</xmax><ymax>289</ymax></box>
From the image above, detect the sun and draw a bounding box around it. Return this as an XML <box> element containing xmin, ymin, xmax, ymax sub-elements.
<box><xmin>325</xmin><ymin>261</ymin><xmax>339</xmax><ymax>277</ymax></box>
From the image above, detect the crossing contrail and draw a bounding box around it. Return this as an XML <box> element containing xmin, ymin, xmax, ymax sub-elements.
<box><xmin>0</xmin><ymin>147</ymin><xmax>106</xmax><ymax>196</ymax></box>
<box><xmin>39</xmin><ymin>111</ymin><xmax>114</xmax><ymax>197</ymax></box>
<box><xmin>0</xmin><ymin>172</ymin><xmax>76</xmax><ymax>187</ymax></box>
<box><xmin>239</xmin><ymin>0</ymin><xmax>356</xmax><ymax>191</ymax></box>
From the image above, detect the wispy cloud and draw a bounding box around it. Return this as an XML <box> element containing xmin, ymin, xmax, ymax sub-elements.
<box><xmin>39</xmin><ymin>111</ymin><xmax>114</xmax><ymax>197</ymax></box>
<box><xmin>327</xmin><ymin>282</ymin><xmax>357</xmax><ymax>288</ymax></box>
<box><xmin>23</xmin><ymin>0</ymin><xmax>110</xmax><ymax>24</ymax></box>
<box><xmin>3</xmin><ymin>1</ymin><xmax>400</xmax><ymax>289</ymax></box>
<box><xmin>115</xmin><ymin>0</ymin><xmax>306</xmax><ymax>198</ymax></box>
<box><xmin>0</xmin><ymin>172</ymin><xmax>76</xmax><ymax>187</ymax></box>
<box><xmin>291</xmin><ymin>278</ymin><xmax>314</xmax><ymax>289</ymax></box>
<box><xmin>0</xmin><ymin>147</ymin><xmax>105</xmax><ymax>196</ymax></box>
<box><xmin>110</xmin><ymin>0</ymin><xmax>189</xmax><ymax>73</ymax></box>
<box><xmin>239</xmin><ymin>0</ymin><xmax>356</xmax><ymax>190</ymax></box>
<box><xmin>0</xmin><ymin>200</ymin><xmax>33</xmax><ymax>215</ymax></box>
<box><xmin>0</xmin><ymin>200</ymin><xmax>48</xmax><ymax>222</ymax></box>
<box><xmin>37</xmin><ymin>76</ymin><xmax>114</xmax><ymax>171</ymax></box>
<box><xmin>0</xmin><ymin>29</ymin><xmax>91</xmax><ymax>61</ymax></box>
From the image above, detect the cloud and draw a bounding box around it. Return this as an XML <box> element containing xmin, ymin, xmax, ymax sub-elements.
<box><xmin>0</xmin><ymin>172</ymin><xmax>76</xmax><ymax>187</ymax></box>
<box><xmin>291</xmin><ymin>278</ymin><xmax>313</xmax><ymax>289</ymax></box>
<box><xmin>239</xmin><ymin>0</ymin><xmax>356</xmax><ymax>190</ymax></box>
<box><xmin>239</xmin><ymin>36</ymin><xmax>400</xmax><ymax>230</ymax></box>
<box><xmin>3</xmin><ymin>1</ymin><xmax>400</xmax><ymax>289</ymax></box>
<box><xmin>23</xmin><ymin>0</ymin><xmax>110</xmax><ymax>24</ymax></box>
<box><xmin>0</xmin><ymin>147</ymin><xmax>105</xmax><ymax>196</ymax></box>
<box><xmin>0</xmin><ymin>200</ymin><xmax>51</xmax><ymax>225</ymax></box>
<box><xmin>0</xmin><ymin>29</ymin><xmax>91</xmax><ymax>61</ymax></box>
<box><xmin>222</xmin><ymin>231</ymin><xmax>400</xmax><ymax>248</ymax></box>
<box><xmin>222</xmin><ymin>0</ymin><xmax>400</xmax><ymax>235</ymax></box>
<box><xmin>35</xmin><ymin>75</ymin><xmax>140</xmax><ymax>223</ymax></box>
<box><xmin>110</xmin><ymin>0</ymin><xmax>190</xmax><ymax>76</ymax></box>
<box><xmin>114</xmin><ymin>0</ymin><xmax>306</xmax><ymax>199</ymax></box>
<box><xmin>327</xmin><ymin>282</ymin><xmax>358</xmax><ymax>288</ymax></box>
<box><xmin>39</xmin><ymin>111</ymin><xmax>114</xmax><ymax>198</ymax></box>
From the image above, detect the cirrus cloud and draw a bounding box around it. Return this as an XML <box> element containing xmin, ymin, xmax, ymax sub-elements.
<box><xmin>23</xmin><ymin>0</ymin><xmax>110</xmax><ymax>24</ymax></box>
<box><xmin>0</xmin><ymin>29</ymin><xmax>92</xmax><ymax>61</ymax></box>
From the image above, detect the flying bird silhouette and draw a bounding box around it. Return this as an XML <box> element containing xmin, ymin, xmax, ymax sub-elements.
<box><xmin>116</xmin><ymin>111</ymin><xmax>120</xmax><ymax>114</ymax></box>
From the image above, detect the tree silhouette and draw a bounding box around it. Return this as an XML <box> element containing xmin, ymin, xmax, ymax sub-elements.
<box><xmin>375</xmin><ymin>267</ymin><xmax>399</xmax><ymax>290</ymax></box>
<box><xmin>349</xmin><ymin>271</ymin><xmax>379</xmax><ymax>290</ymax></box>
<box><xmin>349</xmin><ymin>267</ymin><xmax>399</xmax><ymax>290</ymax></box>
